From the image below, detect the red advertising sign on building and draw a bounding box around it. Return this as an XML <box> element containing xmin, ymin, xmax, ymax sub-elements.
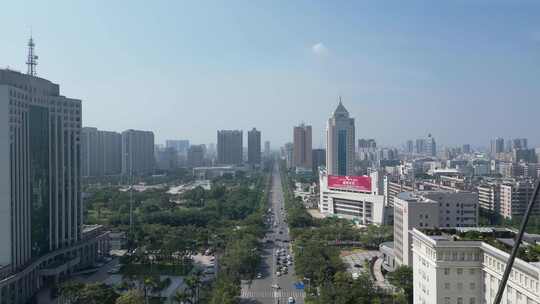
<box><xmin>327</xmin><ymin>175</ymin><xmax>372</xmax><ymax>192</ymax></box>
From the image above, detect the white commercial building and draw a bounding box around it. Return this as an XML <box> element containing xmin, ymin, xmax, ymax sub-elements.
<box><xmin>319</xmin><ymin>168</ymin><xmax>387</xmax><ymax>225</ymax></box>
<box><xmin>412</xmin><ymin>227</ymin><xmax>540</xmax><ymax>304</ymax></box>
<box><xmin>394</xmin><ymin>191</ymin><xmax>479</xmax><ymax>266</ymax></box>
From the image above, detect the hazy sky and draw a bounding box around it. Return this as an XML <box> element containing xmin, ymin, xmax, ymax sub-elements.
<box><xmin>2</xmin><ymin>1</ymin><xmax>539</xmax><ymax>148</ymax></box>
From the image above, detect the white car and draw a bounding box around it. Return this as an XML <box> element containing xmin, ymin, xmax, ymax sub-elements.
<box><xmin>271</xmin><ymin>284</ymin><xmax>281</xmax><ymax>289</ymax></box>
<box><xmin>276</xmin><ymin>271</ymin><xmax>281</xmax><ymax>276</ymax></box>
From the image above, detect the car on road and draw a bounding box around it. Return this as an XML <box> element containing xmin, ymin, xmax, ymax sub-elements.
<box><xmin>276</xmin><ymin>271</ymin><xmax>281</xmax><ymax>276</ymax></box>
<box><xmin>288</xmin><ymin>296</ymin><xmax>296</xmax><ymax>304</ymax></box>
<box><xmin>271</xmin><ymin>284</ymin><xmax>281</xmax><ymax>289</ymax></box>
<box><xmin>256</xmin><ymin>273</ymin><xmax>262</xmax><ymax>279</ymax></box>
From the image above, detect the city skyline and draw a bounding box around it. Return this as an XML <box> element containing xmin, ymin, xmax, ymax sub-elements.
<box><xmin>1</xmin><ymin>1</ymin><xmax>539</xmax><ymax>147</ymax></box>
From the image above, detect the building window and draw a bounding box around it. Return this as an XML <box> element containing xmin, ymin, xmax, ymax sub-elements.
<box><xmin>457</xmin><ymin>268</ymin><xmax>463</xmax><ymax>275</ymax></box>
<box><xmin>444</xmin><ymin>283</ymin><xmax>450</xmax><ymax>290</ymax></box>
<box><xmin>457</xmin><ymin>297</ymin><xmax>463</xmax><ymax>304</ymax></box>
<box><xmin>470</xmin><ymin>283</ymin><xmax>475</xmax><ymax>290</ymax></box>
<box><xmin>469</xmin><ymin>269</ymin><xmax>475</xmax><ymax>275</ymax></box>
<box><xmin>469</xmin><ymin>298</ymin><xmax>476</xmax><ymax>304</ymax></box>
<box><xmin>444</xmin><ymin>297</ymin><xmax>451</xmax><ymax>304</ymax></box>
<box><xmin>457</xmin><ymin>282</ymin><xmax>463</xmax><ymax>290</ymax></box>
<box><xmin>444</xmin><ymin>268</ymin><xmax>450</xmax><ymax>275</ymax></box>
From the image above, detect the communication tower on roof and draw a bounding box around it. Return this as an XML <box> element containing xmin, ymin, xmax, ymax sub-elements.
<box><xmin>26</xmin><ymin>35</ymin><xmax>38</xmax><ymax>76</ymax></box>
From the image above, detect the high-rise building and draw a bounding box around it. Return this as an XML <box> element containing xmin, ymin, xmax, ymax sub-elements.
<box><xmin>155</xmin><ymin>146</ymin><xmax>178</xmax><ymax>170</ymax></box>
<box><xmin>358</xmin><ymin>138</ymin><xmax>376</xmax><ymax>150</ymax></box>
<box><xmin>82</xmin><ymin>127</ymin><xmax>104</xmax><ymax>177</ymax></box>
<box><xmin>187</xmin><ymin>144</ymin><xmax>205</xmax><ymax>167</ymax></box>
<box><xmin>247</xmin><ymin>128</ymin><xmax>261</xmax><ymax>166</ymax></box>
<box><xmin>415</xmin><ymin>138</ymin><xmax>426</xmax><ymax>155</ymax></box>
<box><xmin>425</xmin><ymin>134</ymin><xmax>437</xmax><ymax>157</ymax></box>
<box><xmin>0</xmin><ymin>64</ymin><xmax>108</xmax><ymax>302</ymax></box>
<box><xmin>500</xmin><ymin>180</ymin><xmax>540</xmax><ymax>219</ymax></box>
<box><xmin>166</xmin><ymin>139</ymin><xmax>190</xmax><ymax>155</ymax></box>
<box><xmin>102</xmin><ymin>130</ymin><xmax>122</xmax><ymax>175</ymax></box>
<box><xmin>462</xmin><ymin>144</ymin><xmax>471</xmax><ymax>154</ymax></box>
<box><xmin>490</xmin><ymin>137</ymin><xmax>505</xmax><ymax>155</ymax></box>
<box><xmin>312</xmin><ymin>149</ymin><xmax>326</xmax><ymax>173</ymax></box>
<box><xmin>406</xmin><ymin>140</ymin><xmax>414</xmax><ymax>154</ymax></box>
<box><xmin>326</xmin><ymin>99</ymin><xmax>355</xmax><ymax>176</ymax></box>
<box><xmin>283</xmin><ymin>142</ymin><xmax>294</xmax><ymax>169</ymax></box>
<box><xmin>217</xmin><ymin>130</ymin><xmax>243</xmax><ymax>165</ymax></box>
<box><xmin>513</xmin><ymin>148</ymin><xmax>537</xmax><ymax>163</ymax></box>
<box><xmin>264</xmin><ymin>140</ymin><xmax>271</xmax><ymax>157</ymax></box>
<box><xmin>293</xmin><ymin>124</ymin><xmax>312</xmax><ymax>169</ymax></box>
<box><xmin>121</xmin><ymin>129</ymin><xmax>155</xmax><ymax>175</ymax></box>
<box><xmin>512</xmin><ymin>138</ymin><xmax>528</xmax><ymax>150</ymax></box>
<box><xmin>81</xmin><ymin>127</ymin><xmax>122</xmax><ymax>177</ymax></box>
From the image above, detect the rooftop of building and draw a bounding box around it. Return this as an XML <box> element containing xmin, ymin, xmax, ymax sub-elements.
<box><xmin>398</xmin><ymin>192</ymin><xmax>438</xmax><ymax>204</ymax></box>
<box><xmin>418</xmin><ymin>227</ymin><xmax>540</xmax><ymax>263</ymax></box>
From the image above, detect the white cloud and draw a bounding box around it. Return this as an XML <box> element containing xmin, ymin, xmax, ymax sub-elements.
<box><xmin>312</xmin><ymin>42</ymin><xmax>328</xmax><ymax>56</ymax></box>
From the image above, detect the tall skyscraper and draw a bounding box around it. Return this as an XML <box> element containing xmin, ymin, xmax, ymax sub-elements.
<box><xmin>0</xmin><ymin>64</ymin><xmax>110</xmax><ymax>301</ymax></box>
<box><xmin>283</xmin><ymin>142</ymin><xmax>294</xmax><ymax>169</ymax></box>
<box><xmin>425</xmin><ymin>133</ymin><xmax>437</xmax><ymax>157</ymax></box>
<box><xmin>293</xmin><ymin>124</ymin><xmax>312</xmax><ymax>169</ymax></box>
<box><xmin>247</xmin><ymin>128</ymin><xmax>261</xmax><ymax>166</ymax></box>
<box><xmin>512</xmin><ymin>138</ymin><xmax>528</xmax><ymax>150</ymax></box>
<box><xmin>491</xmin><ymin>137</ymin><xmax>505</xmax><ymax>155</ymax></box>
<box><xmin>217</xmin><ymin>130</ymin><xmax>243</xmax><ymax>165</ymax></box>
<box><xmin>406</xmin><ymin>140</ymin><xmax>414</xmax><ymax>154</ymax></box>
<box><xmin>121</xmin><ymin>129</ymin><xmax>155</xmax><ymax>175</ymax></box>
<box><xmin>0</xmin><ymin>67</ymin><xmax>84</xmax><ymax>268</ymax></box>
<box><xmin>326</xmin><ymin>99</ymin><xmax>355</xmax><ymax>176</ymax></box>
<box><xmin>415</xmin><ymin>138</ymin><xmax>426</xmax><ymax>154</ymax></box>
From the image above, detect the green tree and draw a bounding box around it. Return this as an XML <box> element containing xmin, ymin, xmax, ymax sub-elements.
<box><xmin>77</xmin><ymin>283</ymin><xmax>119</xmax><ymax>304</ymax></box>
<box><xmin>115</xmin><ymin>290</ymin><xmax>144</xmax><ymax>304</ymax></box>
<box><xmin>388</xmin><ymin>265</ymin><xmax>413</xmax><ymax>303</ymax></box>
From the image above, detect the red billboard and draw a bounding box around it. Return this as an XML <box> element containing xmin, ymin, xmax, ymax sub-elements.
<box><xmin>328</xmin><ymin>175</ymin><xmax>372</xmax><ymax>192</ymax></box>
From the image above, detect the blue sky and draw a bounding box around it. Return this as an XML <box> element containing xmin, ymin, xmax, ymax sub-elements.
<box><xmin>2</xmin><ymin>1</ymin><xmax>539</xmax><ymax>148</ymax></box>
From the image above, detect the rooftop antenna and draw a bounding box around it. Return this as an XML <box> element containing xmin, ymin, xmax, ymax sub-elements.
<box><xmin>26</xmin><ymin>32</ymin><xmax>38</xmax><ymax>76</ymax></box>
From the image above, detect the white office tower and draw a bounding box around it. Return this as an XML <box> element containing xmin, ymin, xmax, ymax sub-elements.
<box><xmin>326</xmin><ymin>98</ymin><xmax>355</xmax><ymax>176</ymax></box>
<box><xmin>0</xmin><ymin>67</ymin><xmax>112</xmax><ymax>303</ymax></box>
<box><xmin>412</xmin><ymin>228</ymin><xmax>540</xmax><ymax>304</ymax></box>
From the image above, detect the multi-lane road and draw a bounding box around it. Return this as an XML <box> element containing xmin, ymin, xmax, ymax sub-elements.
<box><xmin>240</xmin><ymin>165</ymin><xmax>305</xmax><ymax>304</ymax></box>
